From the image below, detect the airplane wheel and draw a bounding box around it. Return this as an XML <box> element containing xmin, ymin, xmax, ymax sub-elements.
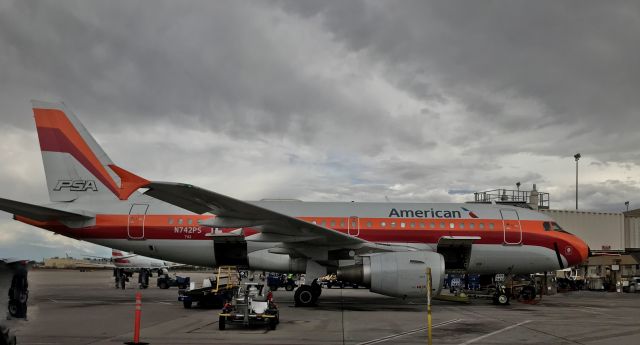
<box><xmin>519</xmin><ymin>286</ymin><xmax>536</xmax><ymax>301</ymax></box>
<box><xmin>285</xmin><ymin>284</ymin><xmax>295</xmax><ymax>291</ymax></box>
<box><xmin>269</xmin><ymin>318</ymin><xmax>277</xmax><ymax>330</ymax></box>
<box><xmin>495</xmin><ymin>293</ymin><xmax>510</xmax><ymax>305</ymax></box>
<box><xmin>294</xmin><ymin>285</ymin><xmax>315</xmax><ymax>307</ymax></box>
<box><xmin>158</xmin><ymin>281</ymin><xmax>169</xmax><ymax>289</ymax></box>
<box><xmin>183</xmin><ymin>300</ymin><xmax>192</xmax><ymax>309</ymax></box>
<box><xmin>7</xmin><ymin>300</ymin><xmax>18</xmax><ymax>317</ymax></box>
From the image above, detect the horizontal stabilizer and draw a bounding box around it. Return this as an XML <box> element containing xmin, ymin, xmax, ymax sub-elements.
<box><xmin>0</xmin><ymin>197</ymin><xmax>93</xmax><ymax>222</ymax></box>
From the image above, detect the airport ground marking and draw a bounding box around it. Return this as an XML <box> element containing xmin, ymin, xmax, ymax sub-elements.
<box><xmin>517</xmin><ymin>320</ymin><xmax>585</xmax><ymax>345</ymax></box>
<box><xmin>458</xmin><ymin>320</ymin><xmax>532</xmax><ymax>345</ymax></box>
<box><xmin>355</xmin><ymin>318</ymin><xmax>463</xmax><ymax>345</ymax></box>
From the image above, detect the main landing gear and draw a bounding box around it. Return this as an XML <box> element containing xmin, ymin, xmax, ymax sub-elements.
<box><xmin>294</xmin><ymin>280</ymin><xmax>322</xmax><ymax>307</ymax></box>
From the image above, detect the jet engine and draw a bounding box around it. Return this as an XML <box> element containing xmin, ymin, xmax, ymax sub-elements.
<box><xmin>337</xmin><ymin>251</ymin><xmax>445</xmax><ymax>299</ymax></box>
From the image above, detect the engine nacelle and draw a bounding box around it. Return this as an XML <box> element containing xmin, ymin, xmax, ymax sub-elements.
<box><xmin>337</xmin><ymin>251</ymin><xmax>445</xmax><ymax>299</ymax></box>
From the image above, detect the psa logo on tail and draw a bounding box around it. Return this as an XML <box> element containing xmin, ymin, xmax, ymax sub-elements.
<box><xmin>53</xmin><ymin>180</ymin><xmax>98</xmax><ymax>192</ymax></box>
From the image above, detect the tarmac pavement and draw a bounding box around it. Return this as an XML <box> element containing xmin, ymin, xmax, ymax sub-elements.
<box><xmin>8</xmin><ymin>270</ymin><xmax>640</xmax><ymax>345</ymax></box>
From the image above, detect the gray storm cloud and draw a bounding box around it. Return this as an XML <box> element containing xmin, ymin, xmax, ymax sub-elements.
<box><xmin>0</xmin><ymin>0</ymin><xmax>639</xmax><ymax>257</ymax></box>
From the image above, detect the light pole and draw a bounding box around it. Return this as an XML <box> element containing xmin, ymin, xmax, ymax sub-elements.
<box><xmin>625</xmin><ymin>201</ymin><xmax>629</xmax><ymax>212</ymax></box>
<box><xmin>574</xmin><ymin>153</ymin><xmax>581</xmax><ymax>210</ymax></box>
<box><xmin>516</xmin><ymin>182</ymin><xmax>521</xmax><ymax>201</ymax></box>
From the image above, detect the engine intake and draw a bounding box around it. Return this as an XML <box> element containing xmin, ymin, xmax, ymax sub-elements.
<box><xmin>337</xmin><ymin>251</ymin><xmax>445</xmax><ymax>298</ymax></box>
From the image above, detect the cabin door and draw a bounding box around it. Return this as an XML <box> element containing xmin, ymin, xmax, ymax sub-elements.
<box><xmin>128</xmin><ymin>204</ymin><xmax>149</xmax><ymax>240</ymax></box>
<box><xmin>500</xmin><ymin>209</ymin><xmax>522</xmax><ymax>245</ymax></box>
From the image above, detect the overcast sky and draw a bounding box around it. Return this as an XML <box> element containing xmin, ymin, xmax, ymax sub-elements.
<box><xmin>1</xmin><ymin>0</ymin><xmax>639</xmax><ymax>259</ymax></box>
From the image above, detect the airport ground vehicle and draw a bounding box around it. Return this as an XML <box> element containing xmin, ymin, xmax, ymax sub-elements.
<box><xmin>179</xmin><ymin>266</ymin><xmax>238</xmax><ymax>309</ymax></box>
<box><xmin>267</xmin><ymin>273</ymin><xmax>296</xmax><ymax>291</ymax></box>
<box><xmin>448</xmin><ymin>273</ymin><xmax>539</xmax><ymax>305</ymax></box>
<box><xmin>157</xmin><ymin>274</ymin><xmax>190</xmax><ymax>289</ymax></box>
<box><xmin>219</xmin><ymin>282</ymin><xmax>279</xmax><ymax>330</ymax></box>
<box><xmin>320</xmin><ymin>274</ymin><xmax>359</xmax><ymax>289</ymax></box>
<box><xmin>622</xmin><ymin>277</ymin><xmax>640</xmax><ymax>293</ymax></box>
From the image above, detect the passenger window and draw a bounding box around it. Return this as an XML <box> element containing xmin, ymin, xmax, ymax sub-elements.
<box><xmin>410</xmin><ymin>222</ymin><xmax>415</xmax><ymax>228</ymax></box>
<box><xmin>391</xmin><ymin>221</ymin><xmax>397</xmax><ymax>228</ymax></box>
<box><xmin>489</xmin><ymin>223</ymin><xmax>494</xmax><ymax>230</ymax></box>
<box><xmin>168</xmin><ymin>218</ymin><xmax>174</xmax><ymax>225</ymax></box>
<box><xmin>440</xmin><ymin>222</ymin><xmax>445</xmax><ymax>229</ymax></box>
<box><xmin>351</xmin><ymin>221</ymin><xmax>357</xmax><ymax>228</ymax></box>
<box><xmin>459</xmin><ymin>223</ymin><xmax>465</xmax><ymax>229</ymax></box>
<box><xmin>187</xmin><ymin>218</ymin><xmax>193</xmax><ymax>225</ymax></box>
<box><xmin>330</xmin><ymin>220</ymin><xmax>336</xmax><ymax>227</ymax></box>
<box><xmin>400</xmin><ymin>222</ymin><xmax>406</xmax><ymax>228</ymax></box>
<box><xmin>449</xmin><ymin>222</ymin><xmax>455</xmax><ymax>229</ymax></box>
<box><xmin>420</xmin><ymin>222</ymin><xmax>426</xmax><ymax>228</ymax></box>
<box><xmin>340</xmin><ymin>221</ymin><xmax>346</xmax><ymax>227</ymax></box>
<box><xmin>430</xmin><ymin>222</ymin><xmax>435</xmax><ymax>229</ymax></box>
<box><xmin>366</xmin><ymin>221</ymin><xmax>372</xmax><ymax>228</ymax></box>
<box><xmin>543</xmin><ymin>222</ymin><xmax>551</xmax><ymax>231</ymax></box>
<box><xmin>312</xmin><ymin>220</ymin><xmax>317</xmax><ymax>224</ymax></box>
<box><xmin>178</xmin><ymin>218</ymin><xmax>183</xmax><ymax>225</ymax></box>
<box><xmin>321</xmin><ymin>220</ymin><xmax>326</xmax><ymax>226</ymax></box>
<box><xmin>469</xmin><ymin>223</ymin><xmax>475</xmax><ymax>229</ymax></box>
<box><xmin>479</xmin><ymin>223</ymin><xmax>485</xmax><ymax>230</ymax></box>
<box><xmin>381</xmin><ymin>221</ymin><xmax>386</xmax><ymax>227</ymax></box>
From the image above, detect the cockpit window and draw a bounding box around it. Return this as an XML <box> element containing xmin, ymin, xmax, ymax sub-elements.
<box><xmin>544</xmin><ymin>221</ymin><xmax>570</xmax><ymax>234</ymax></box>
<box><xmin>551</xmin><ymin>222</ymin><xmax>570</xmax><ymax>233</ymax></box>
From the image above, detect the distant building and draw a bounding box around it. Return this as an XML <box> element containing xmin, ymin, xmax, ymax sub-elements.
<box><xmin>43</xmin><ymin>257</ymin><xmax>110</xmax><ymax>269</ymax></box>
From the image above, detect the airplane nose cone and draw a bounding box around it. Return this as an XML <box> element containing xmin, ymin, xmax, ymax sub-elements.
<box><xmin>567</xmin><ymin>237</ymin><xmax>590</xmax><ymax>266</ymax></box>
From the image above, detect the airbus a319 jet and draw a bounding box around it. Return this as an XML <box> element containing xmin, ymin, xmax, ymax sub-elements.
<box><xmin>87</xmin><ymin>249</ymin><xmax>174</xmax><ymax>271</ymax></box>
<box><xmin>0</xmin><ymin>101</ymin><xmax>589</xmax><ymax>306</ymax></box>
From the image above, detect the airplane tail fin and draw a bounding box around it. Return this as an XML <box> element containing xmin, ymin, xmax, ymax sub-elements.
<box><xmin>32</xmin><ymin>101</ymin><xmax>148</xmax><ymax>202</ymax></box>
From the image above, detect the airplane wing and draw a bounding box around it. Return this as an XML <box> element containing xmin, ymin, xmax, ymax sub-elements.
<box><xmin>0</xmin><ymin>197</ymin><xmax>93</xmax><ymax>222</ymax></box>
<box><xmin>1</xmin><ymin>258</ymin><xmax>34</xmax><ymax>270</ymax></box>
<box><xmin>0</xmin><ymin>258</ymin><xmax>29</xmax><ymax>265</ymax></box>
<box><xmin>145</xmin><ymin>182</ymin><xmax>366</xmax><ymax>247</ymax></box>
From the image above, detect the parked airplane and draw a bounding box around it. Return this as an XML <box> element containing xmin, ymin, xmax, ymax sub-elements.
<box><xmin>82</xmin><ymin>249</ymin><xmax>176</xmax><ymax>288</ymax></box>
<box><xmin>86</xmin><ymin>249</ymin><xmax>174</xmax><ymax>271</ymax></box>
<box><xmin>0</xmin><ymin>101</ymin><xmax>589</xmax><ymax>306</ymax></box>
